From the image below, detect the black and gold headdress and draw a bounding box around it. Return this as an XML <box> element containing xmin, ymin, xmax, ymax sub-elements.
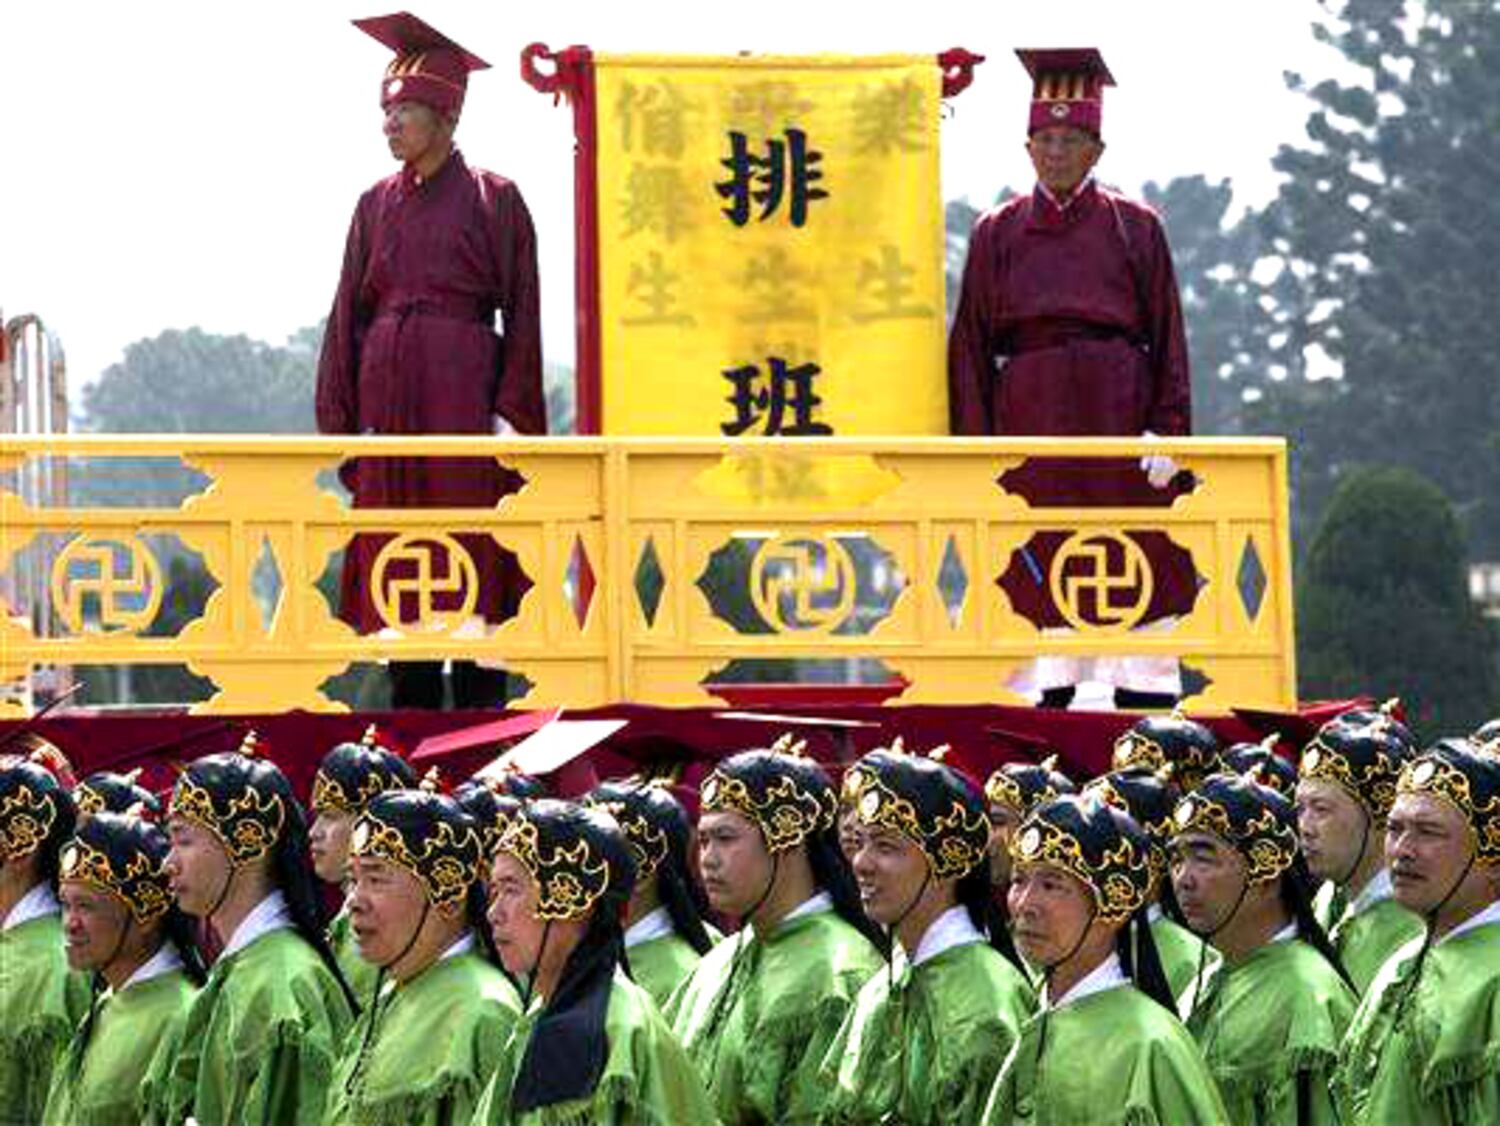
<box><xmin>1171</xmin><ymin>771</ymin><xmax>1299</xmax><ymax>885</ymax></box>
<box><xmin>311</xmin><ymin>725</ymin><xmax>415</xmax><ymax>815</ymax></box>
<box><xmin>700</xmin><ymin>740</ymin><xmax>836</xmax><ymax>854</ymax></box>
<box><xmin>497</xmin><ymin>799</ymin><xmax>636</xmax><ymax>922</ymax></box>
<box><xmin>453</xmin><ymin>778</ymin><xmax>527</xmax><ymax>860</ymax></box>
<box><xmin>76</xmin><ymin>769</ymin><xmax>161</xmax><ymax>819</ymax></box>
<box><xmin>1011</xmin><ymin>794</ymin><xmax>1156</xmax><ymax>924</ymax></box>
<box><xmin>840</xmin><ymin>740</ymin><xmax>907</xmax><ymax>809</ymax></box>
<box><xmin>350</xmin><ymin>774</ymin><xmax>484</xmax><ymax>912</ymax></box>
<box><xmin>0</xmin><ymin>759</ymin><xmax>75</xmax><ymax>863</ymax></box>
<box><xmin>1085</xmin><ymin>767</ymin><xmax>1178</xmax><ymax>848</ymax></box>
<box><xmin>848</xmin><ymin>745</ymin><xmax>991</xmax><ymax>880</ymax></box>
<box><xmin>1470</xmin><ymin>718</ymin><xmax>1500</xmax><ymax>760</ymax></box>
<box><xmin>1397</xmin><ymin>739</ymin><xmax>1500</xmax><ymax>867</ymax></box>
<box><xmin>583</xmin><ymin>779</ymin><xmax>686</xmax><ymax>883</ymax></box>
<box><xmin>1299</xmin><ymin>707</ymin><xmax>1415</xmax><ymax>819</ymax></box>
<box><xmin>167</xmin><ymin>732</ymin><xmax>290</xmax><ymax>865</ymax></box>
<box><xmin>58</xmin><ymin>811</ymin><xmax>174</xmax><ymax>924</ymax></box>
<box><xmin>1112</xmin><ymin>710</ymin><xmax>1223</xmax><ymax>792</ymax></box>
<box><xmin>1222</xmin><ymin>735</ymin><xmax>1299</xmax><ymax>800</ymax></box>
<box><xmin>984</xmin><ymin>754</ymin><xmax>1076</xmax><ymax>817</ymax></box>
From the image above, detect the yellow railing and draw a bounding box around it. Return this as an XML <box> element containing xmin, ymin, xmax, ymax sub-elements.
<box><xmin>0</xmin><ymin>436</ymin><xmax>1295</xmax><ymax>715</ymax></box>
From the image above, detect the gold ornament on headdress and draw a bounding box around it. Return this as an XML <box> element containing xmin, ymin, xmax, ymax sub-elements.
<box><xmin>169</xmin><ymin>771</ymin><xmax>285</xmax><ymax>866</ymax></box>
<box><xmin>1299</xmin><ymin>732</ymin><xmax>1404</xmax><ymax>819</ymax></box>
<box><xmin>497</xmin><ymin>816</ymin><xmax>612</xmax><ymax>921</ymax></box>
<box><xmin>702</xmin><ymin>768</ymin><xmax>831</xmax><ymax>853</ymax></box>
<box><xmin>1171</xmin><ymin>785</ymin><xmax>1296</xmax><ymax>885</ymax></box>
<box><xmin>311</xmin><ymin>727</ymin><xmax>403</xmax><ymax>814</ymax></box>
<box><xmin>1398</xmin><ymin>753</ymin><xmax>1500</xmax><ymax>867</ymax></box>
<box><xmin>351</xmin><ymin>805</ymin><xmax>481</xmax><ymax>913</ymax></box>
<box><xmin>74</xmin><ymin>767</ymin><xmax>146</xmax><ymax>817</ymax></box>
<box><xmin>849</xmin><ymin>768</ymin><xmax>989</xmax><ymax>880</ymax></box>
<box><xmin>58</xmin><ymin>837</ymin><xmax>172</xmax><ymax>924</ymax></box>
<box><xmin>1010</xmin><ymin>802</ymin><xmax>1154</xmax><ymax>924</ymax></box>
<box><xmin>769</xmin><ymin>733</ymin><xmax>811</xmax><ymax>759</ymax></box>
<box><xmin>584</xmin><ymin>789</ymin><xmax>670</xmax><ymax>879</ymax></box>
<box><xmin>0</xmin><ymin>783</ymin><xmax>58</xmax><ymax>860</ymax></box>
<box><xmin>985</xmin><ymin>754</ymin><xmax>1066</xmax><ymax>816</ymax></box>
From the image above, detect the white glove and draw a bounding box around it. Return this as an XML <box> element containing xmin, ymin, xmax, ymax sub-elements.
<box><xmin>1139</xmin><ymin>430</ymin><xmax>1178</xmax><ymax>490</ymax></box>
<box><xmin>492</xmin><ymin>414</ymin><xmax>517</xmax><ymax>436</ymax></box>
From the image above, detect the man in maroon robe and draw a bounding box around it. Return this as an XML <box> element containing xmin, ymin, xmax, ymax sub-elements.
<box><xmin>947</xmin><ymin>48</ymin><xmax>1194</xmax><ymax>710</ymax></box>
<box><xmin>317</xmin><ymin>13</ymin><xmax>544</xmax><ymax>709</ymax></box>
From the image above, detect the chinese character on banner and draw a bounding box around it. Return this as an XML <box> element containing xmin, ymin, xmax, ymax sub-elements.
<box><xmin>594</xmin><ymin>55</ymin><xmax>949</xmax><ymax>438</ymax></box>
<box><xmin>721</xmin><ymin>357</ymin><xmax>833</xmax><ymax>436</ymax></box>
<box><xmin>716</xmin><ymin>129</ymin><xmax>828</xmax><ymax>228</ymax></box>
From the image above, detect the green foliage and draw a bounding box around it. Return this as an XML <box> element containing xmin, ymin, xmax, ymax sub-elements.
<box><xmin>1296</xmin><ymin>466</ymin><xmax>1497</xmax><ymax>738</ymax></box>
<box><xmin>79</xmin><ymin>326</ymin><xmax>319</xmax><ymax>435</ymax></box>
<box><xmin>1249</xmin><ymin>0</ymin><xmax>1500</xmax><ymax>555</ymax></box>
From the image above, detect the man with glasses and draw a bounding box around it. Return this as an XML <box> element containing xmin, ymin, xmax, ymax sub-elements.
<box><xmin>948</xmin><ymin>48</ymin><xmax>1194</xmax><ymax>712</ymax></box>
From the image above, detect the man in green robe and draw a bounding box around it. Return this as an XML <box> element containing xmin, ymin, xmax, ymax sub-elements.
<box><xmin>1335</xmin><ymin>739</ymin><xmax>1500</xmax><ymax>1123</ymax></box>
<box><xmin>822</xmin><ymin>743</ymin><xmax>1035</xmax><ymax>1124</ymax></box>
<box><xmin>43</xmin><ymin>811</ymin><xmax>206</xmax><ymax>1126</ymax></box>
<box><xmin>1170</xmin><ymin>771</ymin><xmax>1357</xmax><ymax>1123</ymax></box>
<box><xmin>982</xmin><ymin>792</ymin><xmax>1230</xmax><ymax>1125</ymax></box>
<box><xmin>1296</xmin><ymin>706</ymin><xmax>1422</xmax><ymax>993</ymax></box>
<box><xmin>585</xmin><ymin>779</ymin><xmax>716</xmax><ymax>1010</ymax></box>
<box><xmin>474</xmin><ymin>798</ymin><xmax>716</xmax><ymax>1123</ymax></box>
<box><xmin>0</xmin><ymin>757</ymin><xmax>92</xmax><ymax>1122</ymax></box>
<box><xmin>309</xmin><ymin>725</ymin><xmax>415</xmax><ymax>1008</ymax></box>
<box><xmin>1087</xmin><ymin>765</ymin><xmax>1220</xmax><ymax>997</ymax></box>
<box><xmin>325</xmin><ymin>776</ymin><xmax>521</xmax><ymax>1124</ymax></box>
<box><xmin>667</xmin><ymin>740</ymin><xmax>886</xmax><ymax>1123</ymax></box>
<box><xmin>149</xmin><ymin>733</ymin><xmax>357</xmax><ymax>1124</ymax></box>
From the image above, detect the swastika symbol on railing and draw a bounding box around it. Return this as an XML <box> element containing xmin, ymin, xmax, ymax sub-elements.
<box><xmin>748</xmin><ymin>534</ymin><xmax>857</xmax><ymax>634</ymax></box>
<box><xmin>1049</xmin><ymin>532</ymin><xmax>1155</xmax><ymax>633</ymax></box>
<box><xmin>370</xmin><ymin>533</ymin><xmax>479</xmax><ymax>631</ymax></box>
<box><xmin>50</xmin><ymin>537</ymin><xmax>164</xmax><ymax>634</ymax></box>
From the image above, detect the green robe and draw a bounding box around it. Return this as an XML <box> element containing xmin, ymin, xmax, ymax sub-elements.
<box><xmin>1334</xmin><ymin>918</ymin><xmax>1500</xmax><ymax>1124</ymax></box>
<box><xmin>983</xmin><ymin>981</ymin><xmax>1230</xmax><ymax>1125</ymax></box>
<box><xmin>474</xmin><ymin>970</ymin><xmax>716</xmax><ymax>1125</ymax></box>
<box><xmin>820</xmin><ymin>936</ymin><xmax>1035</xmax><ymax>1124</ymax></box>
<box><xmin>627</xmin><ymin>932</ymin><xmax>704</xmax><ymax>1013</ymax></box>
<box><xmin>325</xmin><ymin>948</ymin><xmax>521</xmax><ymax>1126</ymax></box>
<box><xmin>1152</xmin><ymin>912</ymin><xmax>1219</xmax><ymax>1002</ymax></box>
<box><xmin>42</xmin><ymin>966</ymin><xmax>196</xmax><ymax>1126</ymax></box>
<box><xmin>1181</xmin><ymin>937</ymin><xmax>1355</xmax><ymax>1125</ymax></box>
<box><xmin>145</xmin><ymin>927</ymin><xmax>355</xmax><ymax>1126</ymax></box>
<box><xmin>329</xmin><ymin>907</ymin><xmax>381</xmax><ymax>1010</ymax></box>
<box><xmin>1323</xmin><ymin>886</ymin><xmax>1422</xmax><ymax>996</ymax></box>
<box><xmin>666</xmin><ymin>905</ymin><xmax>883</xmax><ymax>1124</ymax></box>
<box><xmin>0</xmin><ymin>912</ymin><xmax>93</xmax><ymax>1125</ymax></box>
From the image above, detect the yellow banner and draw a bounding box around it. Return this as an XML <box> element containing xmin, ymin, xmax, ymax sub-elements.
<box><xmin>596</xmin><ymin>54</ymin><xmax>948</xmax><ymax>436</ymax></box>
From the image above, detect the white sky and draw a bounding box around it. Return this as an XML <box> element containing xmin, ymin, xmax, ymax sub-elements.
<box><xmin>2</xmin><ymin>1</ymin><xmax>1346</xmax><ymax>394</ymax></box>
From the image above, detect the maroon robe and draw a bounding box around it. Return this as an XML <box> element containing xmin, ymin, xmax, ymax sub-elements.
<box><xmin>947</xmin><ymin>180</ymin><xmax>1196</xmax><ymax>629</ymax></box>
<box><xmin>316</xmin><ymin>149</ymin><xmax>543</xmax><ymax>631</ymax></box>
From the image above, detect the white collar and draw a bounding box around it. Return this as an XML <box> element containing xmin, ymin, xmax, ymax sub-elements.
<box><xmin>910</xmin><ymin>905</ymin><xmax>984</xmax><ymax>968</ymax></box>
<box><xmin>1268</xmin><ymin>921</ymin><xmax>1297</xmax><ymax>945</ymax></box>
<box><xmin>1439</xmin><ymin>898</ymin><xmax>1500</xmax><ymax>946</ymax></box>
<box><xmin>2</xmin><ymin>882</ymin><xmax>60</xmax><ymax>931</ymax></box>
<box><xmin>782</xmin><ymin>890</ymin><xmax>833</xmax><ymax>925</ymax></box>
<box><xmin>1147</xmin><ymin>903</ymin><xmax>1164</xmax><ymax>925</ymax></box>
<box><xmin>624</xmin><ymin>905</ymin><xmax>675</xmax><ymax>949</ymax></box>
<box><xmin>122</xmin><ymin>944</ymin><xmax>185</xmax><ymax>989</ymax></box>
<box><xmin>220</xmin><ymin>890</ymin><xmax>292</xmax><ymax>960</ymax></box>
<box><xmin>1348</xmin><ymin>868</ymin><xmax>1396</xmax><ymax>915</ymax></box>
<box><xmin>1046</xmin><ymin>951</ymin><xmax>1127</xmax><ymax>1010</ymax></box>
<box><xmin>439</xmin><ymin>931</ymin><xmax>474</xmax><ymax>962</ymax></box>
<box><xmin>1036</xmin><ymin>176</ymin><xmax>1094</xmax><ymax>211</ymax></box>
